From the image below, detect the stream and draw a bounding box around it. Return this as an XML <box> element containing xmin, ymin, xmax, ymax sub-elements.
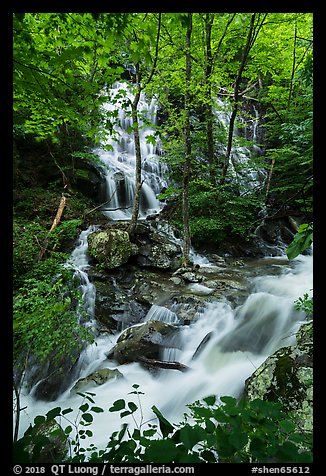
<box><xmin>15</xmin><ymin>81</ymin><xmax>313</xmax><ymax>456</ymax></box>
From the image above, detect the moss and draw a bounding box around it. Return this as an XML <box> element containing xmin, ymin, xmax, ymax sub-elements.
<box><xmin>88</xmin><ymin>229</ymin><xmax>138</xmax><ymax>269</ymax></box>
<box><xmin>265</xmin><ymin>351</ymin><xmax>304</xmax><ymax>409</ymax></box>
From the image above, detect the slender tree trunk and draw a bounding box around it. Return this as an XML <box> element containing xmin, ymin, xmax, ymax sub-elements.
<box><xmin>182</xmin><ymin>13</ymin><xmax>193</xmax><ymax>266</ymax></box>
<box><xmin>13</xmin><ymin>380</ymin><xmax>20</xmax><ymax>443</ymax></box>
<box><xmin>204</xmin><ymin>14</ymin><xmax>215</xmax><ymax>183</ymax></box>
<box><xmin>128</xmin><ymin>72</ymin><xmax>142</xmax><ymax>237</ymax></box>
<box><xmin>127</xmin><ymin>17</ymin><xmax>161</xmax><ymax>236</ymax></box>
<box><xmin>38</xmin><ymin>194</ymin><xmax>67</xmax><ymax>261</ymax></box>
<box><xmin>287</xmin><ymin>21</ymin><xmax>297</xmax><ymax>110</ymax></box>
<box><xmin>265</xmin><ymin>158</ymin><xmax>275</xmax><ymax>200</ymax></box>
<box><xmin>220</xmin><ymin>13</ymin><xmax>267</xmax><ymax>185</ymax></box>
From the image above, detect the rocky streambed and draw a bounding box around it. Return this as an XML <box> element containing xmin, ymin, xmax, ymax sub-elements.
<box><xmin>20</xmin><ymin>218</ymin><xmax>313</xmax><ymax>446</ymax></box>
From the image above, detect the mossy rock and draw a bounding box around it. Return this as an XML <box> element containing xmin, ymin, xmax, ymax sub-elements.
<box><xmin>244</xmin><ymin>321</ymin><xmax>313</xmax><ymax>432</ymax></box>
<box><xmin>88</xmin><ymin>228</ymin><xmax>138</xmax><ymax>269</ymax></box>
<box><xmin>70</xmin><ymin>368</ymin><xmax>123</xmax><ymax>394</ymax></box>
<box><xmin>25</xmin><ymin>419</ymin><xmax>68</xmax><ymax>463</ymax></box>
<box><xmin>106</xmin><ymin>320</ymin><xmax>180</xmax><ymax>364</ymax></box>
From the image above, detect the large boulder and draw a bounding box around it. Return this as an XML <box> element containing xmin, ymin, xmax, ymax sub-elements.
<box><xmin>244</xmin><ymin>321</ymin><xmax>313</xmax><ymax>432</ymax></box>
<box><xmin>24</xmin><ymin>419</ymin><xmax>68</xmax><ymax>463</ymax></box>
<box><xmin>94</xmin><ymin>279</ymin><xmax>149</xmax><ymax>332</ymax></box>
<box><xmin>106</xmin><ymin>320</ymin><xmax>181</xmax><ymax>364</ymax></box>
<box><xmin>135</xmin><ymin>221</ymin><xmax>183</xmax><ymax>270</ymax></box>
<box><xmin>88</xmin><ymin>228</ymin><xmax>138</xmax><ymax>269</ymax></box>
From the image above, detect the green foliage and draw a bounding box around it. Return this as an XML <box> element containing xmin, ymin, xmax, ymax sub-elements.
<box><xmin>13</xmin><ymin>270</ymin><xmax>94</xmax><ymax>369</ymax></box>
<box><xmin>14</xmin><ymin>387</ymin><xmax>312</xmax><ymax>464</ymax></box>
<box><xmin>13</xmin><ymin>217</ymin><xmax>82</xmax><ymax>288</ymax></box>
<box><xmin>188</xmin><ymin>183</ymin><xmax>260</xmax><ymax>247</ymax></box>
<box><xmin>294</xmin><ymin>292</ymin><xmax>313</xmax><ymax>318</ymax></box>
<box><xmin>286</xmin><ymin>223</ymin><xmax>313</xmax><ymax>260</ymax></box>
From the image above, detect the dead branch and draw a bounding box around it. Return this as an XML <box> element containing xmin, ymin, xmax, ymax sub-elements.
<box><xmin>137</xmin><ymin>356</ymin><xmax>189</xmax><ymax>372</ymax></box>
<box><xmin>37</xmin><ymin>194</ymin><xmax>66</xmax><ymax>261</ymax></box>
<box><xmin>85</xmin><ymin>190</ymin><xmax>117</xmax><ymax>215</ymax></box>
<box><xmin>49</xmin><ymin>195</ymin><xmax>66</xmax><ymax>232</ymax></box>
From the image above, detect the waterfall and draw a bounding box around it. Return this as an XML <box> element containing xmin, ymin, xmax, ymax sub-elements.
<box><xmin>64</xmin><ymin>225</ymin><xmax>99</xmax><ymax>330</ymax></box>
<box><xmin>17</xmin><ymin>252</ymin><xmax>312</xmax><ymax>453</ymax></box>
<box><xmin>214</xmin><ymin>97</ymin><xmax>267</xmax><ymax>193</ymax></box>
<box><xmin>15</xmin><ymin>84</ymin><xmax>312</xmax><ymax>459</ymax></box>
<box><xmin>95</xmin><ymin>81</ymin><xmax>168</xmax><ymax>220</ymax></box>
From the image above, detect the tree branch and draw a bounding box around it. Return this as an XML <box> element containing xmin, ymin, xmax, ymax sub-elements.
<box><xmin>145</xmin><ymin>13</ymin><xmax>162</xmax><ymax>86</ymax></box>
<box><xmin>14</xmin><ymin>59</ymin><xmax>76</xmax><ymax>91</ymax></box>
<box><xmin>137</xmin><ymin>356</ymin><xmax>189</xmax><ymax>372</ymax></box>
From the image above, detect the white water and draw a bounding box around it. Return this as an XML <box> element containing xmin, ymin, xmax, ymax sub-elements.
<box><xmin>15</xmin><ymin>86</ymin><xmax>312</xmax><ymax>457</ymax></box>
<box><xmin>64</xmin><ymin>225</ymin><xmax>99</xmax><ymax>330</ymax></box>
<box><xmin>214</xmin><ymin>97</ymin><xmax>267</xmax><ymax>192</ymax></box>
<box><xmin>95</xmin><ymin>81</ymin><xmax>168</xmax><ymax>220</ymax></box>
<box><xmin>17</xmin><ymin>252</ymin><xmax>312</xmax><ymax>453</ymax></box>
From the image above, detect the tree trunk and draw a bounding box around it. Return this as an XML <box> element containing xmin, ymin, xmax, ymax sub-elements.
<box><xmin>265</xmin><ymin>158</ymin><xmax>275</xmax><ymax>200</ymax></box>
<box><xmin>220</xmin><ymin>13</ymin><xmax>266</xmax><ymax>185</ymax></box>
<box><xmin>182</xmin><ymin>13</ymin><xmax>193</xmax><ymax>266</ymax></box>
<box><xmin>204</xmin><ymin>14</ymin><xmax>215</xmax><ymax>183</ymax></box>
<box><xmin>128</xmin><ymin>74</ymin><xmax>142</xmax><ymax>237</ymax></box>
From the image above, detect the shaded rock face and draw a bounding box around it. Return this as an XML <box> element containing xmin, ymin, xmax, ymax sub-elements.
<box><xmin>70</xmin><ymin>368</ymin><xmax>123</xmax><ymax>395</ymax></box>
<box><xmin>244</xmin><ymin>321</ymin><xmax>313</xmax><ymax>432</ymax></box>
<box><xmin>134</xmin><ymin>221</ymin><xmax>183</xmax><ymax>270</ymax></box>
<box><xmin>88</xmin><ymin>228</ymin><xmax>138</xmax><ymax>269</ymax></box>
<box><xmin>68</xmin><ymin>158</ymin><xmax>106</xmax><ymax>201</ymax></box>
<box><xmin>28</xmin><ymin>350</ymin><xmax>80</xmax><ymax>402</ymax></box>
<box><xmin>93</xmin><ymin>278</ymin><xmax>150</xmax><ymax>332</ymax></box>
<box><xmin>106</xmin><ymin>320</ymin><xmax>181</xmax><ymax>364</ymax></box>
<box><xmin>26</xmin><ymin>419</ymin><xmax>68</xmax><ymax>463</ymax></box>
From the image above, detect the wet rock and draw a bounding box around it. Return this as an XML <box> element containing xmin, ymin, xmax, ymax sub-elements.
<box><xmin>88</xmin><ymin>228</ymin><xmax>138</xmax><ymax>269</ymax></box>
<box><xmin>25</xmin><ymin>419</ymin><xmax>68</xmax><ymax>463</ymax></box>
<box><xmin>192</xmin><ymin>331</ymin><xmax>214</xmax><ymax>360</ymax></box>
<box><xmin>94</xmin><ymin>279</ymin><xmax>149</xmax><ymax>331</ymax></box>
<box><xmin>135</xmin><ymin>221</ymin><xmax>182</xmax><ymax>270</ymax></box>
<box><xmin>30</xmin><ymin>352</ymin><xmax>80</xmax><ymax>402</ymax></box>
<box><xmin>244</xmin><ymin>321</ymin><xmax>313</xmax><ymax>432</ymax></box>
<box><xmin>106</xmin><ymin>320</ymin><xmax>181</xmax><ymax>364</ymax></box>
<box><xmin>170</xmin><ymin>276</ymin><xmax>182</xmax><ymax>285</ymax></box>
<box><xmin>70</xmin><ymin>368</ymin><xmax>123</xmax><ymax>394</ymax></box>
<box><xmin>68</xmin><ymin>159</ymin><xmax>105</xmax><ymax>201</ymax></box>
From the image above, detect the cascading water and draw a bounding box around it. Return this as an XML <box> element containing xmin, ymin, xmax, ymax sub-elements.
<box><xmin>95</xmin><ymin>81</ymin><xmax>168</xmax><ymax>220</ymax></box>
<box><xmin>17</xmin><ymin>252</ymin><xmax>313</xmax><ymax>453</ymax></box>
<box><xmin>214</xmin><ymin>97</ymin><xmax>267</xmax><ymax>193</ymax></box>
<box><xmin>15</xmin><ymin>84</ymin><xmax>312</xmax><ymax>460</ymax></box>
<box><xmin>64</xmin><ymin>225</ymin><xmax>100</xmax><ymax>330</ymax></box>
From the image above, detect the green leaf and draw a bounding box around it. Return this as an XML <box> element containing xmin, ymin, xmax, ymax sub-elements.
<box><xmin>64</xmin><ymin>425</ymin><xmax>73</xmax><ymax>434</ymax></box>
<box><xmin>82</xmin><ymin>413</ymin><xmax>93</xmax><ymax>423</ymax></box>
<box><xmin>109</xmin><ymin>399</ymin><xmax>126</xmax><ymax>412</ymax></box>
<box><xmin>229</xmin><ymin>430</ymin><xmax>248</xmax><ymax>450</ymax></box>
<box><xmin>62</xmin><ymin>408</ymin><xmax>73</xmax><ymax>415</ymax></box>
<box><xmin>128</xmin><ymin>402</ymin><xmax>138</xmax><ymax>413</ymax></box>
<box><xmin>79</xmin><ymin>403</ymin><xmax>89</xmax><ymax>413</ymax></box>
<box><xmin>151</xmin><ymin>405</ymin><xmax>174</xmax><ymax>437</ymax></box>
<box><xmin>146</xmin><ymin>134</ymin><xmax>156</xmax><ymax>145</ymax></box>
<box><xmin>192</xmin><ymin>406</ymin><xmax>213</xmax><ymax>419</ymax></box>
<box><xmin>46</xmin><ymin>407</ymin><xmax>62</xmax><ymax>420</ymax></box>
<box><xmin>144</xmin><ymin>439</ymin><xmax>179</xmax><ymax>463</ymax></box>
<box><xmin>179</xmin><ymin>424</ymin><xmax>206</xmax><ymax>450</ymax></box>
<box><xmin>203</xmin><ymin>395</ymin><xmax>216</xmax><ymax>406</ymax></box>
<box><xmin>34</xmin><ymin>415</ymin><xmax>46</xmax><ymax>426</ymax></box>
<box><xmin>279</xmin><ymin>419</ymin><xmax>296</xmax><ymax>433</ymax></box>
<box><xmin>90</xmin><ymin>406</ymin><xmax>104</xmax><ymax>413</ymax></box>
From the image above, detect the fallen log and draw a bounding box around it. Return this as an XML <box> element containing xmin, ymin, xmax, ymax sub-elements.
<box><xmin>37</xmin><ymin>194</ymin><xmax>66</xmax><ymax>261</ymax></box>
<box><xmin>137</xmin><ymin>356</ymin><xmax>189</xmax><ymax>372</ymax></box>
